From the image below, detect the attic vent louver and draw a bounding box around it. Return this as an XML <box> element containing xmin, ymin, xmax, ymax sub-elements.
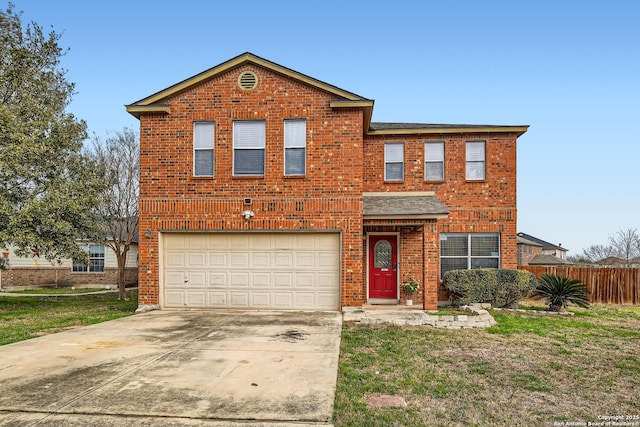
<box><xmin>238</xmin><ymin>71</ymin><xmax>258</xmax><ymax>90</ymax></box>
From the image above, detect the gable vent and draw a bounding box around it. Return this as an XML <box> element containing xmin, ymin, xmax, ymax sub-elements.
<box><xmin>238</xmin><ymin>71</ymin><xmax>258</xmax><ymax>90</ymax></box>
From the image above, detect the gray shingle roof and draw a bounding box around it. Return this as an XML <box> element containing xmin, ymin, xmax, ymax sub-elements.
<box><xmin>528</xmin><ymin>254</ymin><xmax>573</xmax><ymax>265</ymax></box>
<box><xmin>363</xmin><ymin>193</ymin><xmax>449</xmax><ymax>217</ymax></box>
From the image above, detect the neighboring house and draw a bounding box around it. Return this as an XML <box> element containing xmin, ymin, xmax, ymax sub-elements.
<box><xmin>126</xmin><ymin>52</ymin><xmax>528</xmax><ymax>311</ymax></box>
<box><xmin>517</xmin><ymin>232</ymin><xmax>568</xmax><ymax>265</ymax></box>
<box><xmin>0</xmin><ymin>241</ymin><xmax>139</xmax><ymax>290</ymax></box>
<box><xmin>596</xmin><ymin>256</ymin><xmax>640</xmax><ymax>267</ymax></box>
<box><xmin>527</xmin><ymin>254</ymin><xmax>573</xmax><ymax>266</ymax></box>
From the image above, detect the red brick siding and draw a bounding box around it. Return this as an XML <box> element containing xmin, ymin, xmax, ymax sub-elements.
<box><xmin>137</xmin><ymin>65</ymin><xmax>365</xmax><ymax>307</ymax></box>
<box><xmin>364</xmin><ymin>133</ymin><xmax>518</xmax><ymax>305</ymax></box>
<box><xmin>0</xmin><ymin>267</ymin><xmax>138</xmax><ymax>290</ymax></box>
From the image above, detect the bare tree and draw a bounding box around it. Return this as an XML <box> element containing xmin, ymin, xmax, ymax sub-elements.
<box><xmin>91</xmin><ymin>128</ymin><xmax>139</xmax><ymax>300</ymax></box>
<box><xmin>580</xmin><ymin>244</ymin><xmax>617</xmax><ymax>264</ymax></box>
<box><xmin>609</xmin><ymin>228</ymin><xmax>640</xmax><ymax>268</ymax></box>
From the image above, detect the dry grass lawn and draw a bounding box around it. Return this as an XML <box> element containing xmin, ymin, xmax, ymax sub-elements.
<box><xmin>334</xmin><ymin>302</ymin><xmax>640</xmax><ymax>426</ymax></box>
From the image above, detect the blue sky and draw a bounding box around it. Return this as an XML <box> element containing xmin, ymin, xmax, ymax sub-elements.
<box><xmin>12</xmin><ymin>0</ymin><xmax>640</xmax><ymax>255</ymax></box>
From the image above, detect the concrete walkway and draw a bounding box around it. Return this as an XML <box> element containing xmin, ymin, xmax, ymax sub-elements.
<box><xmin>0</xmin><ymin>310</ymin><xmax>341</xmax><ymax>426</ymax></box>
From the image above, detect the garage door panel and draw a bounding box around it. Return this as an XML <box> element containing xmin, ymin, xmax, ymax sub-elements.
<box><xmin>165</xmin><ymin>291</ymin><xmax>185</xmax><ymax>306</ymax></box>
<box><xmin>251</xmin><ymin>272</ymin><xmax>271</xmax><ymax>287</ymax></box>
<box><xmin>273</xmin><ymin>252</ymin><xmax>293</xmax><ymax>268</ymax></box>
<box><xmin>208</xmin><ymin>272</ymin><xmax>226</xmax><ymax>287</ymax></box>
<box><xmin>273</xmin><ymin>293</ymin><xmax>293</xmax><ymax>309</ymax></box>
<box><xmin>251</xmin><ymin>252</ymin><xmax>271</xmax><ymax>268</ymax></box>
<box><xmin>274</xmin><ymin>272</ymin><xmax>293</xmax><ymax>288</ymax></box>
<box><xmin>295</xmin><ymin>272</ymin><xmax>315</xmax><ymax>288</ymax></box>
<box><xmin>318</xmin><ymin>252</ymin><xmax>339</xmax><ymax>268</ymax></box>
<box><xmin>186</xmin><ymin>272</ymin><xmax>206</xmax><ymax>288</ymax></box>
<box><xmin>230</xmin><ymin>253</ymin><xmax>250</xmax><ymax>268</ymax></box>
<box><xmin>230</xmin><ymin>272</ymin><xmax>250</xmax><ymax>287</ymax></box>
<box><xmin>295</xmin><ymin>293</ymin><xmax>315</xmax><ymax>308</ymax></box>
<box><xmin>165</xmin><ymin>271</ymin><xmax>185</xmax><ymax>288</ymax></box>
<box><xmin>318</xmin><ymin>293</ymin><xmax>340</xmax><ymax>308</ymax></box>
<box><xmin>230</xmin><ymin>292</ymin><xmax>249</xmax><ymax>306</ymax></box>
<box><xmin>163</xmin><ymin>233</ymin><xmax>339</xmax><ymax>310</ymax></box>
<box><xmin>250</xmin><ymin>292</ymin><xmax>271</xmax><ymax>307</ymax></box>
<box><xmin>208</xmin><ymin>252</ymin><xmax>227</xmax><ymax>267</ymax></box>
<box><xmin>166</xmin><ymin>252</ymin><xmax>185</xmax><ymax>267</ymax></box>
<box><xmin>186</xmin><ymin>291</ymin><xmax>206</xmax><ymax>307</ymax></box>
<box><xmin>207</xmin><ymin>291</ymin><xmax>226</xmax><ymax>306</ymax></box>
<box><xmin>295</xmin><ymin>252</ymin><xmax>315</xmax><ymax>268</ymax></box>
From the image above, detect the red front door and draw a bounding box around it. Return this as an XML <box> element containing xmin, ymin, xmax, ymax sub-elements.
<box><xmin>368</xmin><ymin>235</ymin><xmax>398</xmax><ymax>299</ymax></box>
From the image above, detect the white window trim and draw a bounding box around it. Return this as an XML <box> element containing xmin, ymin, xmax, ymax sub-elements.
<box><xmin>384</xmin><ymin>142</ymin><xmax>404</xmax><ymax>181</ymax></box>
<box><xmin>466</xmin><ymin>141</ymin><xmax>486</xmax><ymax>181</ymax></box>
<box><xmin>233</xmin><ymin>120</ymin><xmax>266</xmax><ymax>176</ymax></box>
<box><xmin>425</xmin><ymin>141</ymin><xmax>445</xmax><ymax>181</ymax></box>
<box><xmin>440</xmin><ymin>233</ymin><xmax>500</xmax><ymax>277</ymax></box>
<box><xmin>193</xmin><ymin>121</ymin><xmax>214</xmax><ymax>176</ymax></box>
<box><xmin>72</xmin><ymin>243</ymin><xmax>105</xmax><ymax>273</ymax></box>
<box><xmin>284</xmin><ymin>119</ymin><xmax>306</xmax><ymax>176</ymax></box>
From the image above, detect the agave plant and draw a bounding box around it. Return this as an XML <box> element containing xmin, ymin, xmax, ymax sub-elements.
<box><xmin>533</xmin><ymin>273</ymin><xmax>590</xmax><ymax>312</ymax></box>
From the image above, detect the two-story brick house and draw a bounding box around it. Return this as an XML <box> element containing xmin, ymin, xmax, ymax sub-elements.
<box><xmin>126</xmin><ymin>52</ymin><xmax>527</xmax><ymax>312</ymax></box>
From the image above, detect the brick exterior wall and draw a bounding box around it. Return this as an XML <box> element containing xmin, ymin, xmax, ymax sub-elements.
<box><xmin>137</xmin><ymin>64</ymin><xmax>365</xmax><ymax>307</ymax></box>
<box><xmin>132</xmin><ymin>55</ymin><xmax>522</xmax><ymax>311</ymax></box>
<box><xmin>0</xmin><ymin>267</ymin><xmax>138</xmax><ymax>290</ymax></box>
<box><xmin>518</xmin><ymin>243</ymin><xmax>543</xmax><ymax>266</ymax></box>
<box><xmin>363</xmin><ymin>132</ymin><xmax>519</xmax><ymax>306</ymax></box>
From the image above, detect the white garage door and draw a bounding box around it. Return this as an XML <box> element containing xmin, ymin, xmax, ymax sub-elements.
<box><xmin>162</xmin><ymin>233</ymin><xmax>340</xmax><ymax>310</ymax></box>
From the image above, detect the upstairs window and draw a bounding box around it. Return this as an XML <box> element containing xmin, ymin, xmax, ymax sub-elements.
<box><xmin>284</xmin><ymin>119</ymin><xmax>306</xmax><ymax>175</ymax></box>
<box><xmin>193</xmin><ymin>121</ymin><xmax>214</xmax><ymax>176</ymax></box>
<box><xmin>73</xmin><ymin>244</ymin><xmax>105</xmax><ymax>273</ymax></box>
<box><xmin>466</xmin><ymin>141</ymin><xmax>485</xmax><ymax>180</ymax></box>
<box><xmin>233</xmin><ymin>120</ymin><xmax>265</xmax><ymax>176</ymax></box>
<box><xmin>440</xmin><ymin>233</ymin><xmax>500</xmax><ymax>278</ymax></box>
<box><xmin>425</xmin><ymin>142</ymin><xmax>444</xmax><ymax>180</ymax></box>
<box><xmin>384</xmin><ymin>143</ymin><xmax>404</xmax><ymax>181</ymax></box>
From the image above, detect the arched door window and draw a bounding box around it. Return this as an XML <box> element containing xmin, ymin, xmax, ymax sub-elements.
<box><xmin>374</xmin><ymin>239</ymin><xmax>392</xmax><ymax>268</ymax></box>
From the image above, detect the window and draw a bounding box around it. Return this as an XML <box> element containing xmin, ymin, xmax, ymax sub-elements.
<box><xmin>284</xmin><ymin>119</ymin><xmax>306</xmax><ymax>175</ymax></box>
<box><xmin>233</xmin><ymin>120</ymin><xmax>265</xmax><ymax>175</ymax></box>
<box><xmin>440</xmin><ymin>233</ymin><xmax>499</xmax><ymax>277</ymax></box>
<box><xmin>384</xmin><ymin>143</ymin><xmax>404</xmax><ymax>181</ymax></box>
<box><xmin>73</xmin><ymin>244</ymin><xmax>105</xmax><ymax>273</ymax></box>
<box><xmin>194</xmin><ymin>122</ymin><xmax>214</xmax><ymax>176</ymax></box>
<box><xmin>425</xmin><ymin>142</ymin><xmax>444</xmax><ymax>180</ymax></box>
<box><xmin>466</xmin><ymin>141</ymin><xmax>485</xmax><ymax>180</ymax></box>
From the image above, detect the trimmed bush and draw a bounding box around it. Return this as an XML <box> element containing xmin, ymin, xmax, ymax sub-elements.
<box><xmin>443</xmin><ymin>268</ymin><xmax>537</xmax><ymax>308</ymax></box>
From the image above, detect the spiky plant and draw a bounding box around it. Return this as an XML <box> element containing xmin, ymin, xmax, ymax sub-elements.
<box><xmin>533</xmin><ymin>273</ymin><xmax>590</xmax><ymax>312</ymax></box>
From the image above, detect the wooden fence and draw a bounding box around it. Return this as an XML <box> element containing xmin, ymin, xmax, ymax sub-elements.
<box><xmin>518</xmin><ymin>266</ymin><xmax>640</xmax><ymax>305</ymax></box>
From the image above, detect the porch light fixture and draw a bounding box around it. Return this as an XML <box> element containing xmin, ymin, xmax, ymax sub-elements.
<box><xmin>242</xmin><ymin>210</ymin><xmax>255</xmax><ymax>220</ymax></box>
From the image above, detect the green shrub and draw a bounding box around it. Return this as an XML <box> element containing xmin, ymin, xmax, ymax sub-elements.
<box><xmin>443</xmin><ymin>268</ymin><xmax>536</xmax><ymax>308</ymax></box>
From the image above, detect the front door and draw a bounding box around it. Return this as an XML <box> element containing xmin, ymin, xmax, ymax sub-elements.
<box><xmin>368</xmin><ymin>235</ymin><xmax>398</xmax><ymax>299</ymax></box>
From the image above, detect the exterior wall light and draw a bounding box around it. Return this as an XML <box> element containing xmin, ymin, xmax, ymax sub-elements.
<box><xmin>242</xmin><ymin>210</ymin><xmax>255</xmax><ymax>220</ymax></box>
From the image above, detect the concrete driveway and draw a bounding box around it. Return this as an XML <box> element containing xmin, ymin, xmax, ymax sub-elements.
<box><xmin>0</xmin><ymin>310</ymin><xmax>342</xmax><ymax>426</ymax></box>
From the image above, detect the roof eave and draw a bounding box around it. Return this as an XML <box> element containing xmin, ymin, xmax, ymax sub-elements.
<box><xmin>367</xmin><ymin>125</ymin><xmax>529</xmax><ymax>137</ymax></box>
<box><xmin>125</xmin><ymin>104</ymin><xmax>171</xmax><ymax>118</ymax></box>
<box><xmin>128</xmin><ymin>52</ymin><xmax>369</xmax><ymax>114</ymax></box>
<box><xmin>364</xmin><ymin>214</ymin><xmax>449</xmax><ymax>220</ymax></box>
<box><xmin>330</xmin><ymin>100</ymin><xmax>375</xmax><ymax>133</ymax></box>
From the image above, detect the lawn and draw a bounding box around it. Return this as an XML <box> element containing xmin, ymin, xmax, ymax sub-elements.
<box><xmin>334</xmin><ymin>303</ymin><xmax>640</xmax><ymax>427</ymax></box>
<box><xmin>0</xmin><ymin>289</ymin><xmax>138</xmax><ymax>345</ymax></box>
